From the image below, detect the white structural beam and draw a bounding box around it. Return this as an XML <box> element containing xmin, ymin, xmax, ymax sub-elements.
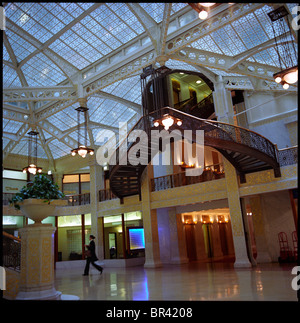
<box><xmin>37</xmin><ymin>127</ymin><xmax>55</xmax><ymax>168</ymax></box>
<box><xmin>169</xmin><ymin>47</ymin><xmax>280</xmax><ymax>81</ymax></box>
<box><xmin>35</xmin><ymin>98</ymin><xmax>78</xmax><ymax>121</ymax></box>
<box><xmin>3</xmin><ymin>86</ymin><xmax>77</xmax><ymax>102</ymax></box>
<box><xmin>227</xmin><ymin>32</ymin><xmax>295</xmax><ymax>70</ymax></box>
<box><xmin>165</xmin><ymin>3</ymin><xmax>264</xmax><ymax>55</ymax></box>
<box><xmin>159</xmin><ymin>3</ymin><xmax>173</xmax><ymax>56</ymax></box>
<box><xmin>6</xmin><ymin>19</ymin><xmax>78</xmax><ymax>81</ymax></box>
<box><xmin>126</xmin><ymin>3</ymin><xmax>160</xmax><ymax>51</ymax></box>
<box><xmin>92</xmin><ymin>91</ymin><xmax>141</xmax><ymax>113</ymax></box>
<box><xmin>38</xmin><ymin>120</ymin><xmax>77</xmax><ymax>149</ymax></box>
<box><xmin>19</xmin><ymin>3</ymin><xmax>104</xmax><ymax>68</ymax></box>
<box><xmin>3</xmin><ymin>123</ymin><xmax>30</xmax><ymax>160</ymax></box>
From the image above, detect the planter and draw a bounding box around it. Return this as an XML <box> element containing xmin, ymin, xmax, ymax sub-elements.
<box><xmin>19</xmin><ymin>198</ymin><xmax>67</xmax><ymax>223</ymax></box>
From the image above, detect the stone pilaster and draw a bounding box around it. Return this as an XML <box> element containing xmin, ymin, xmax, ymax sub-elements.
<box><xmin>142</xmin><ymin>166</ymin><xmax>162</xmax><ymax>268</ymax></box>
<box><xmin>89</xmin><ymin>158</ymin><xmax>104</xmax><ymax>260</ymax></box>
<box><xmin>223</xmin><ymin>158</ymin><xmax>251</xmax><ymax>268</ymax></box>
<box><xmin>249</xmin><ymin>196</ymin><xmax>272</xmax><ymax>263</ymax></box>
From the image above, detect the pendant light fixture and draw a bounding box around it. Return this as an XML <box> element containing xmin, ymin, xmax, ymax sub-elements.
<box><xmin>188</xmin><ymin>3</ymin><xmax>218</xmax><ymax>20</ymax></box>
<box><xmin>71</xmin><ymin>106</ymin><xmax>94</xmax><ymax>158</ymax></box>
<box><xmin>268</xmin><ymin>6</ymin><xmax>298</xmax><ymax>89</ymax></box>
<box><xmin>22</xmin><ymin>130</ymin><xmax>42</xmax><ymax>175</ymax></box>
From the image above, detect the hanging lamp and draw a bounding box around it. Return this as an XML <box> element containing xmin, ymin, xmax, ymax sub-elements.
<box><xmin>22</xmin><ymin>130</ymin><xmax>42</xmax><ymax>175</ymax></box>
<box><xmin>268</xmin><ymin>6</ymin><xmax>298</xmax><ymax>89</ymax></box>
<box><xmin>71</xmin><ymin>107</ymin><xmax>94</xmax><ymax>158</ymax></box>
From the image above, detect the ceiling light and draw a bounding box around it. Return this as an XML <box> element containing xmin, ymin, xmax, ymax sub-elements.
<box><xmin>71</xmin><ymin>106</ymin><xmax>94</xmax><ymax>158</ymax></box>
<box><xmin>196</xmin><ymin>80</ymin><xmax>202</xmax><ymax>84</ymax></box>
<box><xmin>153</xmin><ymin>113</ymin><xmax>183</xmax><ymax>131</ymax></box>
<box><xmin>22</xmin><ymin>130</ymin><xmax>42</xmax><ymax>176</ymax></box>
<box><xmin>199</xmin><ymin>3</ymin><xmax>216</xmax><ymax>7</ymax></box>
<box><xmin>283</xmin><ymin>70</ymin><xmax>298</xmax><ymax>84</ymax></box>
<box><xmin>268</xmin><ymin>6</ymin><xmax>298</xmax><ymax>87</ymax></box>
<box><xmin>274</xmin><ymin>76</ymin><xmax>282</xmax><ymax>83</ymax></box>
<box><xmin>199</xmin><ymin>10</ymin><xmax>208</xmax><ymax>20</ymax></box>
<box><xmin>282</xmin><ymin>82</ymin><xmax>289</xmax><ymax>90</ymax></box>
<box><xmin>161</xmin><ymin>116</ymin><xmax>174</xmax><ymax>130</ymax></box>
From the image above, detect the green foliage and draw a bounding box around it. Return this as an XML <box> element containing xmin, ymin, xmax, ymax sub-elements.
<box><xmin>9</xmin><ymin>174</ymin><xmax>65</xmax><ymax>210</ymax></box>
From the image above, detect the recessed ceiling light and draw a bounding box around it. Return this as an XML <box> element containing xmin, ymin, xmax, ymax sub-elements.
<box><xmin>196</xmin><ymin>80</ymin><xmax>202</xmax><ymax>84</ymax></box>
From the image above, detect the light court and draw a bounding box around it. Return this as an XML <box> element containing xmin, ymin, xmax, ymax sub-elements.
<box><xmin>2</xmin><ymin>3</ymin><xmax>298</xmax><ymax>302</ymax></box>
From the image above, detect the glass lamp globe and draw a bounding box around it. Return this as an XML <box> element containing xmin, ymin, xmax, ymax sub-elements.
<box><xmin>283</xmin><ymin>70</ymin><xmax>298</xmax><ymax>84</ymax></box>
<box><xmin>78</xmin><ymin>146</ymin><xmax>88</xmax><ymax>158</ymax></box>
<box><xmin>162</xmin><ymin>116</ymin><xmax>174</xmax><ymax>130</ymax></box>
<box><xmin>199</xmin><ymin>10</ymin><xmax>208</xmax><ymax>20</ymax></box>
<box><xmin>282</xmin><ymin>82</ymin><xmax>289</xmax><ymax>90</ymax></box>
<box><xmin>199</xmin><ymin>3</ymin><xmax>215</xmax><ymax>7</ymax></box>
<box><xmin>274</xmin><ymin>76</ymin><xmax>282</xmax><ymax>83</ymax></box>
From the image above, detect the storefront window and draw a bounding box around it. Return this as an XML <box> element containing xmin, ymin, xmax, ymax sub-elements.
<box><xmin>103</xmin><ymin>211</ymin><xmax>144</xmax><ymax>259</ymax></box>
<box><xmin>57</xmin><ymin>214</ymin><xmax>91</xmax><ymax>261</ymax></box>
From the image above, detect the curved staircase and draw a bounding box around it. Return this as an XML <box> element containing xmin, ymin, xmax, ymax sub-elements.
<box><xmin>109</xmin><ymin>107</ymin><xmax>281</xmax><ymax>200</ymax></box>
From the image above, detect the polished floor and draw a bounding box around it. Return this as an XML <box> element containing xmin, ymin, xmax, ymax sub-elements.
<box><xmin>54</xmin><ymin>261</ymin><xmax>298</xmax><ymax>301</ymax></box>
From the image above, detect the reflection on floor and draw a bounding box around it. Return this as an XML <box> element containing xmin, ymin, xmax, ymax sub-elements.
<box><xmin>54</xmin><ymin>262</ymin><xmax>297</xmax><ymax>301</ymax></box>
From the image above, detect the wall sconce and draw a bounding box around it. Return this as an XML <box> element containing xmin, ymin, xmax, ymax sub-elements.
<box><xmin>180</xmin><ymin>161</ymin><xmax>195</xmax><ymax>169</ymax></box>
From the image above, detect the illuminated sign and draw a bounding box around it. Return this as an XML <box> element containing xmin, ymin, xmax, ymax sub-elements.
<box><xmin>128</xmin><ymin>228</ymin><xmax>145</xmax><ymax>250</ymax></box>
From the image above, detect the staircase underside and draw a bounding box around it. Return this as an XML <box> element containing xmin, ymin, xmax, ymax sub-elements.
<box><xmin>109</xmin><ymin>107</ymin><xmax>281</xmax><ymax>200</ymax></box>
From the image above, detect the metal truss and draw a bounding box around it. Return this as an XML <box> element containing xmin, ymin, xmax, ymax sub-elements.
<box><xmin>2</xmin><ymin>2</ymin><xmax>298</xmax><ymax>163</ymax></box>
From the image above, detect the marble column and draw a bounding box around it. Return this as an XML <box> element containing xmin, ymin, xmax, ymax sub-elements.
<box><xmin>223</xmin><ymin>159</ymin><xmax>251</xmax><ymax>268</ymax></box>
<box><xmin>89</xmin><ymin>158</ymin><xmax>105</xmax><ymax>260</ymax></box>
<box><xmin>213</xmin><ymin>77</ymin><xmax>251</xmax><ymax>268</ymax></box>
<box><xmin>249</xmin><ymin>196</ymin><xmax>272</xmax><ymax>263</ymax></box>
<box><xmin>142</xmin><ymin>167</ymin><xmax>162</xmax><ymax>268</ymax></box>
<box><xmin>16</xmin><ymin>224</ymin><xmax>61</xmax><ymax>300</ymax></box>
<box><xmin>169</xmin><ymin>209</ymin><xmax>189</xmax><ymax>264</ymax></box>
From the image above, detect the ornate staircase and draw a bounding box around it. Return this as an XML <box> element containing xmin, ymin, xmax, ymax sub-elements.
<box><xmin>109</xmin><ymin>107</ymin><xmax>281</xmax><ymax>200</ymax></box>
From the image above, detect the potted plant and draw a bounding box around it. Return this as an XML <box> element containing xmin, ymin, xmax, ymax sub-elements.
<box><xmin>10</xmin><ymin>174</ymin><xmax>66</xmax><ymax>224</ymax></box>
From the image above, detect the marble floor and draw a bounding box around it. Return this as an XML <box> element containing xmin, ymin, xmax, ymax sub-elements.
<box><xmin>54</xmin><ymin>261</ymin><xmax>298</xmax><ymax>301</ymax></box>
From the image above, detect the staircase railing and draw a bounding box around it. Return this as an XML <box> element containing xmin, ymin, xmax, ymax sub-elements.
<box><xmin>278</xmin><ymin>146</ymin><xmax>298</xmax><ymax>167</ymax></box>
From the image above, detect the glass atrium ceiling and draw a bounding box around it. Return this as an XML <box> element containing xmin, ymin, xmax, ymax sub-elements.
<box><xmin>3</xmin><ymin>3</ymin><xmax>298</xmax><ymax>161</ymax></box>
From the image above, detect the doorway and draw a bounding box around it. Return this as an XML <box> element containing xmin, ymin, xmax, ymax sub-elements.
<box><xmin>185</xmin><ymin>224</ymin><xmax>197</xmax><ymax>261</ymax></box>
<box><xmin>109</xmin><ymin>232</ymin><xmax>117</xmax><ymax>259</ymax></box>
<box><xmin>202</xmin><ymin>224</ymin><xmax>213</xmax><ymax>258</ymax></box>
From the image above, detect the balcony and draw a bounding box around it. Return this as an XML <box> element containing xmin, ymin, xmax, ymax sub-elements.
<box><xmin>99</xmin><ymin>189</ymin><xmax>118</xmax><ymax>202</ymax></box>
<box><xmin>151</xmin><ymin>163</ymin><xmax>225</xmax><ymax>192</ymax></box>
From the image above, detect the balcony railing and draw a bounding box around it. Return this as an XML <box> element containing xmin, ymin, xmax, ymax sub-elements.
<box><xmin>99</xmin><ymin>189</ymin><xmax>118</xmax><ymax>202</ymax></box>
<box><xmin>63</xmin><ymin>193</ymin><xmax>90</xmax><ymax>206</ymax></box>
<box><xmin>3</xmin><ymin>192</ymin><xmax>91</xmax><ymax>207</ymax></box>
<box><xmin>151</xmin><ymin>163</ymin><xmax>225</xmax><ymax>192</ymax></box>
<box><xmin>3</xmin><ymin>231</ymin><xmax>21</xmax><ymax>272</ymax></box>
